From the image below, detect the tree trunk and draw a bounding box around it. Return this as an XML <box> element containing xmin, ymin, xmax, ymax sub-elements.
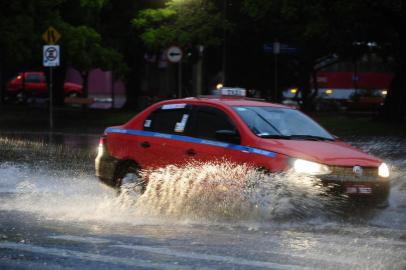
<box><xmin>383</xmin><ymin>71</ymin><xmax>406</xmax><ymax>121</ymax></box>
<box><xmin>0</xmin><ymin>63</ymin><xmax>3</xmax><ymax>104</ymax></box>
<box><xmin>299</xmin><ymin>67</ymin><xmax>314</xmax><ymax>112</ymax></box>
<box><xmin>124</xmin><ymin>69</ymin><xmax>140</xmax><ymax>109</ymax></box>
<box><xmin>81</xmin><ymin>71</ymin><xmax>89</xmax><ymax>98</ymax></box>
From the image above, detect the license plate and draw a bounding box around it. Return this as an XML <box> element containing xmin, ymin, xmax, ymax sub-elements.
<box><xmin>345</xmin><ymin>185</ymin><xmax>372</xmax><ymax>194</ymax></box>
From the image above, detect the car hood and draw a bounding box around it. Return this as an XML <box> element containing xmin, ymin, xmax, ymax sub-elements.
<box><xmin>256</xmin><ymin>139</ymin><xmax>381</xmax><ymax>167</ymax></box>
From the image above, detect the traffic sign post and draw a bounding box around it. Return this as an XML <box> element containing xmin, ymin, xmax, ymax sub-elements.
<box><xmin>42</xmin><ymin>26</ymin><xmax>62</xmax><ymax>131</ymax></box>
<box><xmin>166</xmin><ymin>46</ymin><xmax>183</xmax><ymax>98</ymax></box>
<box><xmin>43</xmin><ymin>45</ymin><xmax>60</xmax><ymax>130</ymax></box>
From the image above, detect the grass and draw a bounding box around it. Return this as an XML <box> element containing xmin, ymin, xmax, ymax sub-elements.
<box><xmin>313</xmin><ymin>113</ymin><xmax>406</xmax><ymax>137</ymax></box>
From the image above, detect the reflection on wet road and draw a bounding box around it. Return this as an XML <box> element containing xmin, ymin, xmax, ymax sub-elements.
<box><xmin>0</xmin><ymin>134</ymin><xmax>405</xmax><ymax>269</ymax></box>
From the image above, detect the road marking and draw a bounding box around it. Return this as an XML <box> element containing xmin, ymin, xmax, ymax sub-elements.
<box><xmin>0</xmin><ymin>242</ymin><xmax>193</xmax><ymax>270</ymax></box>
<box><xmin>113</xmin><ymin>244</ymin><xmax>310</xmax><ymax>270</ymax></box>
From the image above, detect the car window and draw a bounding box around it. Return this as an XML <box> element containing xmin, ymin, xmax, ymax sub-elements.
<box><xmin>144</xmin><ymin>104</ymin><xmax>192</xmax><ymax>135</ymax></box>
<box><xmin>193</xmin><ymin>106</ymin><xmax>236</xmax><ymax>141</ymax></box>
<box><xmin>25</xmin><ymin>74</ymin><xmax>41</xmax><ymax>83</ymax></box>
<box><xmin>39</xmin><ymin>74</ymin><xmax>46</xmax><ymax>82</ymax></box>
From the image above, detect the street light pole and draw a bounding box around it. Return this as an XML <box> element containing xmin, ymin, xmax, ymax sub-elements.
<box><xmin>196</xmin><ymin>45</ymin><xmax>204</xmax><ymax>96</ymax></box>
<box><xmin>273</xmin><ymin>41</ymin><xmax>280</xmax><ymax>101</ymax></box>
<box><xmin>222</xmin><ymin>0</ymin><xmax>227</xmax><ymax>85</ymax></box>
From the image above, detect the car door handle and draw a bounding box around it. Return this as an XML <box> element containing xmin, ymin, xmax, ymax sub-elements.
<box><xmin>186</xmin><ymin>149</ymin><xmax>196</xmax><ymax>156</ymax></box>
<box><xmin>140</xmin><ymin>141</ymin><xmax>151</xmax><ymax>148</ymax></box>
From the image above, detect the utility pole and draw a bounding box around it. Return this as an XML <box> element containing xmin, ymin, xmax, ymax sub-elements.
<box><xmin>196</xmin><ymin>45</ymin><xmax>204</xmax><ymax>96</ymax></box>
<box><xmin>273</xmin><ymin>41</ymin><xmax>280</xmax><ymax>101</ymax></box>
<box><xmin>222</xmin><ymin>0</ymin><xmax>227</xmax><ymax>85</ymax></box>
<box><xmin>178</xmin><ymin>61</ymin><xmax>183</xmax><ymax>98</ymax></box>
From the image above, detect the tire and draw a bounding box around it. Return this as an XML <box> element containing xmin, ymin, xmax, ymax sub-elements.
<box><xmin>114</xmin><ymin>162</ymin><xmax>145</xmax><ymax>195</ymax></box>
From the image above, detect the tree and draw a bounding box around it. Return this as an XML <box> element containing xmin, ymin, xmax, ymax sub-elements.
<box><xmin>133</xmin><ymin>0</ymin><xmax>227</xmax><ymax>49</ymax></box>
<box><xmin>58</xmin><ymin>0</ymin><xmax>128</xmax><ymax>99</ymax></box>
<box><xmin>61</xmin><ymin>24</ymin><xmax>127</xmax><ymax>97</ymax></box>
<box><xmin>242</xmin><ymin>0</ymin><xmax>356</xmax><ymax>108</ymax></box>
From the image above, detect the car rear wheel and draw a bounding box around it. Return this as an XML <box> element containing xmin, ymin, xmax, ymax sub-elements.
<box><xmin>114</xmin><ymin>162</ymin><xmax>145</xmax><ymax>195</ymax></box>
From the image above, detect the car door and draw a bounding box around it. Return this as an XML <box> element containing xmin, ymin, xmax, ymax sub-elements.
<box><xmin>186</xmin><ymin>105</ymin><xmax>243</xmax><ymax>164</ymax></box>
<box><xmin>25</xmin><ymin>73</ymin><xmax>47</xmax><ymax>96</ymax></box>
<box><xmin>133</xmin><ymin>104</ymin><xmax>194</xmax><ymax>169</ymax></box>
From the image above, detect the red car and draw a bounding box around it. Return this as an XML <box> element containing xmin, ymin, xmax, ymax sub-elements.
<box><xmin>6</xmin><ymin>71</ymin><xmax>83</xmax><ymax>102</ymax></box>
<box><xmin>95</xmin><ymin>90</ymin><xmax>390</xmax><ymax>201</ymax></box>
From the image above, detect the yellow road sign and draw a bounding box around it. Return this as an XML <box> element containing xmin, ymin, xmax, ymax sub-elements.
<box><xmin>42</xmin><ymin>26</ymin><xmax>61</xmax><ymax>44</ymax></box>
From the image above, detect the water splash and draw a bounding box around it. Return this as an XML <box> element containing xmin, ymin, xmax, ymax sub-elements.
<box><xmin>0</xmin><ymin>159</ymin><xmax>342</xmax><ymax>224</ymax></box>
<box><xmin>0</xmin><ymin>136</ymin><xmax>405</xmax><ymax>228</ymax></box>
<box><xmin>130</xmin><ymin>162</ymin><xmax>341</xmax><ymax>221</ymax></box>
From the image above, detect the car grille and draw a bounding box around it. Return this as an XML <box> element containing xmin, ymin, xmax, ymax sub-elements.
<box><xmin>323</xmin><ymin>166</ymin><xmax>379</xmax><ymax>182</ymax></box>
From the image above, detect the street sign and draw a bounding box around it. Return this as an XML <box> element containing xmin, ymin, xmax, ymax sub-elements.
<box><xmin>43</xmin><ymin>45</ymin><xmax>60</xmax><ymax>67</ymax></box>
<box><xmin>166</xmin><ymin>46</ymin><xmax>183</xmax><ymax>63</ymax></box>
<box><xmin>42</xmin><ymin>26</ymin><xmax>61</xmax><ymax>45</ymax></box>
<box><xmin>263</xmin><ymin>43</ymin><xmax>298</xmax><ymax>54</ymax></box>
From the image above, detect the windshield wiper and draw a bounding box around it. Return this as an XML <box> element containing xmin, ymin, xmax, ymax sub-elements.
<box><xmin>257</xmin><ymin>134</ymin><xmax>292</xmax><ymax>139</ymax></box>
<box><xmin>288</xmin><ymin>135</ymin><xmax>335</xmax><ymax>141</ymax></box>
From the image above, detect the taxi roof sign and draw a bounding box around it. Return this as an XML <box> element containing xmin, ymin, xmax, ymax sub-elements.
<box><xmin>212</xmin><ymin>87</ymin><xmax>246</xmax><ymax>97</ymax></box>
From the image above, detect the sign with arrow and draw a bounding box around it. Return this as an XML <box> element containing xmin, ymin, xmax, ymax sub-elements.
<box><xmin>166</xmin><ymin>46</ymin><xmax>183</xmax><ymax>63</ymax></box>
<box><xmin>42</xmin><ymin>26</ymin><xmax>61</xmax><ymax>45</ymax></box>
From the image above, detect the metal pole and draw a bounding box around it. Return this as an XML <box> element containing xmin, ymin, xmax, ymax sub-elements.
<box><xmin>178</xmin><ymin>61</ymin><xmax>182</xmax><ymax>98</ymax></box>
<box><xmin>196</xmin><ymin>45</ymin><xmax>204</xmax><ymax>96</ymax></box>
<box><xmin>49</xmin><ymin>67</ymin><xmax>53</xmax><ymax>130</ymax></box>
<box><xmin>274</xmin><ymin>54</ymin><xmax>278</xmax><ymax>101</ymax></box>
<box><xmin>222</xmin><ymin>0</ymin><xmax>227</xmax><ymax>85</ymax></box>
<box><xmin>111</xmin><ymin>72</ymin><xmax>115</xmax><ymax>109</ymax></box>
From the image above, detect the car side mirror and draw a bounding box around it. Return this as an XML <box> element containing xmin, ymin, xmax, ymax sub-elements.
<box><xmin>215</xmin><ymin>129</ymin><xmax>240</xmax><ymax>144</ymax></box>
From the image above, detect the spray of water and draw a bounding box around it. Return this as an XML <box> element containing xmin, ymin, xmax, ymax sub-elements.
<box><xmin>1</xmin><ymin>136</ymin><xmax>405</xmax><ymax>227</ymax></box>
<box><xmin>124</xmin><ymin>162</ymin><xmax>341</xmax><ymax>222</ymax></box>
<box><xmin>0</xmin><ymin>158</ymin><xmax>342</xmax><ymax>225</ymax></box>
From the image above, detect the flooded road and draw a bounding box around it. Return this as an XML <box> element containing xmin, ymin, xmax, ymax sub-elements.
<box><xmin>0</xmin><ymin>134</ymin><xmax>405</xmax><ymax>269</ymax></box>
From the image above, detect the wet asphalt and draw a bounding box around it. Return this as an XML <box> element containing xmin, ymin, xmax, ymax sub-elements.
<box><xmin>0</xmin><ymin>133</ymin><xmax>405</xmax><ymax>270</ymax></box>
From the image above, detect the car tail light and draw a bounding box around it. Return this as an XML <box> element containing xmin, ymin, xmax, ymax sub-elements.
<box><xmin>99</xmin><ymin>134</ymin><xmax>107</xmax><ymax>145</ymax></box>
<box><xmin>97</xmin><ymin>135</ymin><xmax>107</xmax><ymax>156</ymax></box>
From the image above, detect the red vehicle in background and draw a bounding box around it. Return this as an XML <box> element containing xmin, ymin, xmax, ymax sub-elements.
<box><xmin>6</xmin><ymin>71</ymin><xmax>83</xmax><ymax>102</ymax></box>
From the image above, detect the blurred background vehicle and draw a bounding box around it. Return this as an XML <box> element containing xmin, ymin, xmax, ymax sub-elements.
<box><xmin>6</xmin><ymin>71</ymin><xmax>83</xmax><ymax>103</ymax></box>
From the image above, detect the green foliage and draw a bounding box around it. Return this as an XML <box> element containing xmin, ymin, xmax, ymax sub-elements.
<box><xmin>80</xmin><ymin>0</ymin><xmax>109</xmax><ymax>10</ymax></box>
<box><xmin>60</xmin><ymin>23</ymin><xmax>127</xmax><ymax>79</ymax></box>
<box><xmin>0</xmin><ymin>0</ymin><xmax>64</xmax><ymax>69</ymax></box>
<box><xmin>133</xmin><ymin>0</ymin><xmax>227</xmax><ymax>49</ymax></box>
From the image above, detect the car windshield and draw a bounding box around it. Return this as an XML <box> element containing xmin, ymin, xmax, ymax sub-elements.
<box><xmin>233</xmin><ymin>106</ymin><xmax>334</xmax><ymax>141</ymax></box>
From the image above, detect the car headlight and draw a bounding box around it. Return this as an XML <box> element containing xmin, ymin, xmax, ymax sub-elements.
<box><xmin>292</xmin><ymin>159</ymin><xmax>331</xmax><ymax>175</ymax></box>
<box><xmin>378</xmin><ymin>163</ymin><xmax>390</xmax><ymax>178</ymax></box>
